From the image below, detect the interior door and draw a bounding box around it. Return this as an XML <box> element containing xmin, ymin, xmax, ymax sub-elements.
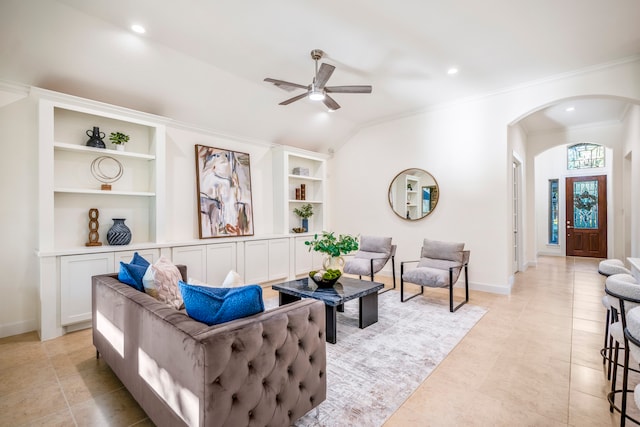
<box><xmin>565</xmin><ymin>175</ymin><xmax>607</xmax><ymax>258</ymax></box>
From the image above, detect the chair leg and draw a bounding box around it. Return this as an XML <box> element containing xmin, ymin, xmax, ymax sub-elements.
<box><xmin>391</xmin><ymin>255</ymin><xmax>396</xmax><ymax>290</ymax></box>
<box><xmin>621</xmin><ymin>340</ymin><xmax>630</xmax><ymax>427</ymax></box>
<box><xmin>603</xmin><ymin>308</ymin><xmax>610</xmax><ymax>366</ymax></box>
<box><xmin>449</xmin><ymin>265</ymin><xmax>469</xmax><ymax>312</ymax></box>
<box><xmin>377</xmin><ymin>257</ymin><xmax>397</xmax><ymax>295</ymax></box>
<box><xmin>610</xmin><ymin>340</ymin><xmax>619</xmax><ymax>412</ymax></box>
<box><xmin>400</xmin><ymin>263</ymin><xmax>423</xmax><ymax>302</ymax></box>
<box><xmin>370</xmin><ymin>258</ymin><xmax>375</xmax><ymax>283</ymax></box>
<box><xmin>608</xmin><ymin>309</ymin><xmax>619</xmax><ymax>381</ymax></box>
<box><xmin>605</xmin><ymin>336</ymin><xmax>640</xmax><ymax>425</ymax></box>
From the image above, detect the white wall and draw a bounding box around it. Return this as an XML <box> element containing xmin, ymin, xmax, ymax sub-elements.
<box><xmin>0</xmin><ymin>95</ymin><xmax>39</xmax><ymax>337</ymax></box>
<box><xmin>622</xmin><ymin>105</ymin><xmax>640</xmax><ymax>256</ymax></box>
<box><xmin>330</xmin><ymin>99</ymin><xmax>512</xmax><ymax>294</ymax></box>
<box><xmin>331</xmin><ymin>59</ymin><xmax>640</xmax><ymax>295</ymax></box>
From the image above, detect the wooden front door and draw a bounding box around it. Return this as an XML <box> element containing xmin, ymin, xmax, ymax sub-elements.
<box><xmin>565</xmin><ymin>175</ymin><xmax>607</xmax><ymax>258</ymax></box>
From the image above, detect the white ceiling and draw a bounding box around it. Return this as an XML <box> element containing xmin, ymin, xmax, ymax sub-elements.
<box><xmin>1</xmin><ymin>0</ymin><xmax>639</xmax><ymax>152</ymax></box>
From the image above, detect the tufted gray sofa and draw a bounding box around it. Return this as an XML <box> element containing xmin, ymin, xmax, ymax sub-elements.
<box><xmin>92</xmin><ymin>267</ymin><xmax>326</xmax><ymax>427</ymax></box>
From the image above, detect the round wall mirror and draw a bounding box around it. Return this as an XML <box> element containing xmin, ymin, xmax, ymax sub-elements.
<box><xmin>388</xmin><ymin>168</ymin><xmax>439</xmax><ymax>220</ymax></box>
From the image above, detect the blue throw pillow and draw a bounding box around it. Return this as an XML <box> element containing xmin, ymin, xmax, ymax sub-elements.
<box><xmin>178</xmin><ymin>281</ymin><xmax>265</xmax><ymax>326</ymax></box>
<box><xmin>118</xmin><ymin>261</ymin><xmax>148</xmax><ymax>292</ymax></box>
<box><xmin>131</xmin><ymin>252</ymin><xmax>150</xmax><ymax>268</ymax></box>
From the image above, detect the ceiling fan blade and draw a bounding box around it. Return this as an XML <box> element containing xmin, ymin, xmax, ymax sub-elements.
<box><xmin>279</xmin><ymin>92</ymin><xmax>309</xmax><ymax>105</ymax></box>
<box><xmin>264</xmin><ymin>78</ymin><xmax>309</xmax><ymax>92</ymax></box>
<box><xmin>315</xmin><ymin>63</ymin><xmax>335</xmax><ymax>89</ymax></box>
<box><xmin>325</xmin><ymin>85</ymin><xmax>373</xmax><ymax>94</ymax></box>
<box><xmin>323</xmin><ymin>94</ymin><xmax>341</xmax><ymax>111</ymax></box>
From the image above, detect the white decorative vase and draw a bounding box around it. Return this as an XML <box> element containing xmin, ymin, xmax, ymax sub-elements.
<box><xmin>322</xmin><ymin>256</ymin><xmax>345</xmax><ymax>272</ymax></box>
<box><xmin>115</xmin><ymin>145</ymin><xmax>125</xmax><ymax>152</ymax></box>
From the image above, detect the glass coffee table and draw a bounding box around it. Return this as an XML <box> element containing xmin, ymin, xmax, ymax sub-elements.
<box><xmin>272</xmin><ymin>276</ymin><xmax>384</xmax><ymax>344</ymax></box>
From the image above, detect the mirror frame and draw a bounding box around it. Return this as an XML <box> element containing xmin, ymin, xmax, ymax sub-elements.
<box><xmin>388</xmin><ymin>168</ymin><xmax>439</xmax><ymax>221</ymax></box>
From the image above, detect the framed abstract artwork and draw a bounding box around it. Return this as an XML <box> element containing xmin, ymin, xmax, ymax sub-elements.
<box><xmin>195</xmin><ymin>145</ymin><xmax>254</xmax><ymax>238</ymax></box>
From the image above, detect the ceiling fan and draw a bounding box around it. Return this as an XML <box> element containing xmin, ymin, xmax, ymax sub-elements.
<box><xmin>264</xmin><ymin>49</ymin><xmax>372</xmax><ymax>111</ymax></box>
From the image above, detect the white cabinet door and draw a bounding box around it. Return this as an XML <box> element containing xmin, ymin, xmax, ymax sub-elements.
<box><xmin>171</xmin><ymin>246</ymin><xmax>207</xmax><ymax>282</ymax></box>
<box><xmin>268</xmin><ymin>239</ymin><xmax>289</xmax><ymax>280</ymax></box>
<box><xmin>206</xmin><ymin>243</ymin><xmax>237</xmax><ymax>285</ymax></box>
<box><xmin>244</xmin><ymin>240</ymin><xmax>269</xmax><ymax>284</ymax></box>
<box><xmin>294</xmin><ymin>237</ymin><xmax>313</xmax><ymax>275</ymax></box>
<box><xmin>60</xmin><ymin>252</ymin><xmax>115</xmax><ymax>326</ymax></box>
<box><xmin>294</xmin><ymin>236</ymin><xmax>324</xmax><ymax>275</ymax></box>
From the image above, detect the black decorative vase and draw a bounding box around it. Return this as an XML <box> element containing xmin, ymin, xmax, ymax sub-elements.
<box><xmin>86</xmin><ymin>126</ymin><xmax>106</xmax><ymax>148</ymax></box>
<box><xmin>107</xmin><ymin>218</ymin><xmax>131</xmax><ymax>245</ymax></box>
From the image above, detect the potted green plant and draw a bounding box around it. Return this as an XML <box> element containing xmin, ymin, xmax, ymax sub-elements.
<box><xmin>305</xmin><ymin>231</ymin><xmax>359</xmax><ymax>271</ymax></box>
<box><xmin>109</xmin><ymin>132</ymin><xmax>130</xmax><ymax>151</ymax></box>
<box><xmin>293</xmin><ymin>203</ymin><xmax>313</xmax><ymax>232</ymax></box>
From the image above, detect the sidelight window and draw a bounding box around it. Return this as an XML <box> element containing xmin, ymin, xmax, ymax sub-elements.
<box><xmin>549</xmin><ymin>179</ymin><xmax>559</xmax><ymax>244</ymax></box>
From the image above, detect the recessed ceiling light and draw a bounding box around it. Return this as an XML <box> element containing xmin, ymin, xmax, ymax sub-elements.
<box><xmin>447</xmin><ymin>68</ymin><xmax>458</xmax><ymax>75</ymax></box>
<box><xmin>565</xmin><ymin>106</ymin><xmax>575</xmax><ymax>112</ymax></box>
<box><xmin>131</xmin><ymin>24</ymin><xmax>146</xmax><ymax>34</ymax></box>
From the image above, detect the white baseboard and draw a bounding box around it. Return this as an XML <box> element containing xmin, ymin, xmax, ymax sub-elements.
<box><xmin>0</xmin><ymin>319</ymin><xmax>37</xmax><ymax>339</ymax></box>
<box><xmin>536</xmin><ymin>251</ymin><xmax>563</xmax><ymax>257</ymax></box>
<box><xmin>467</xmin><ymin>281</ymin><xmax>512</xmax><ymax>295</ymax></box>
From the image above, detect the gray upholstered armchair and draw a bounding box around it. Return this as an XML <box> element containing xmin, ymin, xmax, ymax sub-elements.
<box><xmin>343</xmin><ymin>235</ymin><xmax>396</xmax><ymax>293</ymax></box>
<box><xmin>400</xmin><ymin>238</ymin><xmax>469</xmax><ymax>312</ymax></box>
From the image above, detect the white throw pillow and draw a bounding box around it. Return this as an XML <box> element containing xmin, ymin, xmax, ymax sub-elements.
<box><xmin>182</xmin><ymin>271</ymin><xmax>243</xmax><ymax>288</ymax></box>
<box><xmin>222</xmin><ymin>270</ymin><xmax>244</xmax><ymax>287</ymax></box>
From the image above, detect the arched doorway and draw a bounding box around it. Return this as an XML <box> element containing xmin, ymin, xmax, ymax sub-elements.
<box><xmin>509</xmin><ymin>95</ymin><xmax>637</xmax><ymax>267</ymax></box>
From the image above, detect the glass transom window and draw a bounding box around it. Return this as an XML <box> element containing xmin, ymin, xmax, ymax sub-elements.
<box><xmin>567</xmin><ymin>143</ymin><xmax>604</xmax><ymax>170</ymax></box>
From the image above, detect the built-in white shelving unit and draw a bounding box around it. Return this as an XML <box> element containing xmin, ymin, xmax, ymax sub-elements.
<box><xmin>273</xmin><ymin>147</ymin><xmax>328</xmax><ymax>234</ymax></box>
<box><xmin>39</xmin><ymin>98</ymin><xmax>166</xmax><ymax>251</ymax></box>
<box><xmin>37</xmin><ymin>94</ymin><xmax>167</xmax><ymax>339</ymax></box>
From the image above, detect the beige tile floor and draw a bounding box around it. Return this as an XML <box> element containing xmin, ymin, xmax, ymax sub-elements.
<box><xmin>0</xmin><ymin>256</ymin><xmax>630</xmax><ymax>426</ymax></box>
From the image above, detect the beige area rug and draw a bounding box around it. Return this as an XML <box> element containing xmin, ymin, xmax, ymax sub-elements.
<box><xmin>265</xmin><ymin>290</ymin><xmax>487</xmax><ymax>427</ymax></box>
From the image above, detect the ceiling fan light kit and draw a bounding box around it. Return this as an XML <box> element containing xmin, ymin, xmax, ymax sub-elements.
<box><xmin>309</xmin><ymin>86</ymin><xmax>325</xmax><ymax>101</ymax></box>
<box><xmin>264</xmin><ymin>49</ymin><xmax>372</xmax><ymax>111</ymax></box>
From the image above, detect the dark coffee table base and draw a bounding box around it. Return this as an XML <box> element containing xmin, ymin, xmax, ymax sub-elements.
<box><xmin>277</xmin><ymin>286</ymin><xmax>380</xmax><ymax>344</ymax></box>
<box><xmin>359</xmin><ymin>292</ymin><xmax>378</xmax><ymax>329</ymax></box>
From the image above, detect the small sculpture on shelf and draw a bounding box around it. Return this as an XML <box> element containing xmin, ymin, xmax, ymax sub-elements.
<box><xmin>90</xmin><ymin>156</ymin><xmax>123</xmax><ymax>190</ymax></box>
<box><xmin>85</xmin><ymin>208</ymin><xmax>102</xmax><ymax>247</ymax></box>
<box><xmin>86</xmin><ymin>126</ymin><xmax>106</xmax><ymax>148</ymax></box>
